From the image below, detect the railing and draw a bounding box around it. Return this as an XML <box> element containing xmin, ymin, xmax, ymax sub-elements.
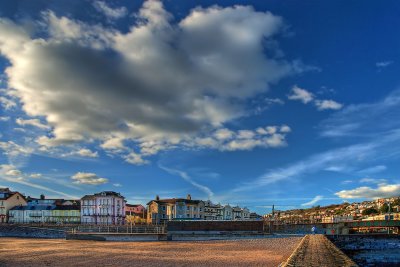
<box><xmin>70</xmin><ymin>225</ymin><xmax>166</xmax><ymax>234</ymax></box>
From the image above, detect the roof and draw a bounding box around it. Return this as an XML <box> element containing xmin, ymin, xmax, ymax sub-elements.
<box><xmin>0</xmin><ymin>191</ymin><xmax>26</xmax><ymax>201</ymax></box>
<box><xmin>53</xmin><ymin>205</ymin><xmax>80</xmax><ymax>211</ymax></box>
<box><xmin>10</xmin><ymin>205</ymin><xmax>55</xmax><ymax>211</ymax></box>
<box><xmin>126</xmin><ymin>204</ymin><xmax>144</xmax><ymax>208</ymax></box>
<box><xmin>11</xmin><ymin>204</ymin><xmax>80</xmax><ymax>211</ymax></box>
<box><xmin>147</xmin><ymin>198</ymin><xmax>203</xmax><ymax>205</ymax></box>
<box><xmin>82</xmin><ymin>191</ymin><xmax>125</xmax><ymax>199</ymax></box>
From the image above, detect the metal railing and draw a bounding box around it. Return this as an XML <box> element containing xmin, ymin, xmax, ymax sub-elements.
<box><xmin>70</xmin><ymin>225</ymin><xmax>166</xmax><ymax>234</ymax></box>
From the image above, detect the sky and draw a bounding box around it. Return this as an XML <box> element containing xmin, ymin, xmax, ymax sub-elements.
<box><xmin>0</xmin><ymin>0</ymin><xmax>400</xmax><ymax>214</ymax></box>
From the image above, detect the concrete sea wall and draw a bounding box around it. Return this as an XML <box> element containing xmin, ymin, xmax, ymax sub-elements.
<box><xmin>0</xmin><ymin>225</ymin><xmax>65</xmax><ymax>239</ymax></box>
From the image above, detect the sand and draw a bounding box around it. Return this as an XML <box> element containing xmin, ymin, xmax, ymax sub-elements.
<box><xmin>0</xmin><ymin>237</ymin><xmax>301</xmax><ymax>266</ymax></box>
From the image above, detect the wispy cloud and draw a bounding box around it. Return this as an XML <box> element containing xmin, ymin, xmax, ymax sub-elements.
<box><xmin>159</xmin><ymin>164</ymin><xmax>214</xmax><ymax>198</ymax></box>
<box><xmin>320</xmin><ymin>89</ymin><xmax>400</xmax><ymax>137</ymax></box>
<box><xmin>301</xmin><ymin>195</ymin><xmax>323</xmax><ymax>206</ymax></box>
<box><xmin>359</xmin><ymin>177</ymin><xmax>387</xmax><ymax>184</ymax></box>
<box><xmin>376</xmin><ymin>61</ymin><xmax>393</xmax><ymax>68</ymax></box>
<box><xmin>0</xmin><ymin>164</ymin><xmax>78</xmax><ymax>199</ymax></box>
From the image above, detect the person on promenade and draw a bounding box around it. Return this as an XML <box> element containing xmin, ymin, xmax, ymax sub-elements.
<box><xmin>311</xmin><ymin>226</ymin><xmax>316</xmax><ymax>234</ymax></box>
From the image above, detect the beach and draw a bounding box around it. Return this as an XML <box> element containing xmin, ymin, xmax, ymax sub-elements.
<box><xmin>0</xmin><ymin>237</ymin><xmax>301</xmax><ymax>266</ymax></box>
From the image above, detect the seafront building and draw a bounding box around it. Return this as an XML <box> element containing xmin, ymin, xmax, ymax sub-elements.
<box><xmin>203</xmin><ymin>201</ymin><xmax>251</xmax><ymax>220</ymax></box>
<box><xmin>8</xmin><ymin>195</ymin><xmax>80</xmax><ymax>224</ymax></box>
<box><xmin>81</xmin><ymin>191</ymin><xmax>126</xmax><ymax>225</ymax></box>
<box><xmin>147</xmin><ymin>195</ymin><xmax>204</xmax><ymax>224</ymax></box>
<box><xmin>0</xmin><ymin>188</ymin><xmax>27</xmax><ymax>223</ymax></box>
<box><xmin>125</xmin><ymin>204</ymin><xmax>146</xmax><ymax>224</ymax></box>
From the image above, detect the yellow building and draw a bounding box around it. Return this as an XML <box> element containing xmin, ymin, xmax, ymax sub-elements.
<box><xmin>0</xmin><ymin>188</ymin><xmax>27</xmax><ymax>223</ymax></box>
<box><xmin>50</xmin><ymin>203</ymin><xmax>81</xmax><ymax>224</ymax></box>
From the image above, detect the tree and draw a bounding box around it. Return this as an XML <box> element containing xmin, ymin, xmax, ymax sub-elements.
<box><xmin>380</xmin><ymin>203</ymin><xmax>389</xmax><ymax>214</ymax></box>
<box><xmin>362</xmin><ymin>207</ymin><xmax>379</xmax><ymax>216</ymax></box>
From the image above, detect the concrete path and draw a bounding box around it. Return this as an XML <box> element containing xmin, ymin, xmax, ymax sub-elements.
<box><xmin>282</xmin><ymin>235</ymin><xmax>358</xmax><ymax>267</ymax></box>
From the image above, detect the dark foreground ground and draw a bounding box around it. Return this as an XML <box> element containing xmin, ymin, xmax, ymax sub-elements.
<box><xmin>0</xmin><ymin>237</ymin><xmax>301</xmax><ymax>267</ymax></box>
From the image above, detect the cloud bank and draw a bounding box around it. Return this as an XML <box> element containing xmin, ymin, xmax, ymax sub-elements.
<box><xmin>0</xmin><ymin>0</ymin><xmax>305</xmax><ymax>164</ymax></box>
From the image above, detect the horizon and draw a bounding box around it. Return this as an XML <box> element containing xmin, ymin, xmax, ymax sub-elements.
<box><xmin>1</xmin><ymin>0</ymin><xmax>400</xmax><ymax>215</ymax></box>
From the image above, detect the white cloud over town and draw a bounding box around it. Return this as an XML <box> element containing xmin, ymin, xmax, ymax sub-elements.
<box><xmin>335</xmin><ymin>183</ymin><xmax>400</xmax><ymax>199</ymax></box>
<box><xmin>71</xmin><ymin>172</ymin><xmax>108</xmax><ymax>185</ymax></box>
<box><xmin>0</xmin><ymin>0</ymin><xmax>308</xmax><ymax>164</ymax></box>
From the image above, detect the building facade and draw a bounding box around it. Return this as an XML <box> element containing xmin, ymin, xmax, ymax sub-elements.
<box><xmin>9</xmin><ymin>195</ymin><xmax>80</xmax><ymax>224</ymax></box>
<box><xmin>0</xmin><ymin>188</ymin><xmax>27</xmax><ymax>223</ymax></box>
<box><xmin>147</xmin><ymin>195</ymin><xmax>204</xmax><ymax>224</ymax></box>
<box><xmin>203</xmin><ymin>201</ymin><xmax>250</xmax><ymax>221</ymax></box>
<box><xmin>126</xmin><ymin>204</ymin><xmax>146</xmax><ymax>224</ymax></box>
<box><xmin>81</xmin><ymin>191</ymin><xmax>126</xmax><ymax>225</ymax></box>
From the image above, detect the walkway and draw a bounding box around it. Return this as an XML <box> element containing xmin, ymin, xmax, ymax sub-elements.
<box><xmin>282</xmin><ymin>234</ymin><xmax>358</xmax><ymax>267</ymax></box>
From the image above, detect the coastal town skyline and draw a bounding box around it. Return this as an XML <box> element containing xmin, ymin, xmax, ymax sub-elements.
<box><xmin>1</xmin><ymin>0</ymin><xmax>400</xmax><ymax>214</ymax></box>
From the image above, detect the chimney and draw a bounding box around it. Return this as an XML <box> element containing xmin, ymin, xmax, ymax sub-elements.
<box><xmin>156</xmin><ymin>195</ymin><xmax>160</xmax><ymax>201</ymax></box>
<box><xmin>187</xmin><ymin>194</ymin><xmax>191</xmax><ymax>200</ymax></box>
<box><xmin>40</xmin><ymin>194</ymin><xmax>45</xmax><ymax>200</ymax></box>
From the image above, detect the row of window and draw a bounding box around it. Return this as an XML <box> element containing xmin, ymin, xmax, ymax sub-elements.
<box><xmin>82</xmin><ymin>199</ymin><xmax>123</xmax><ymax>206</ymax></box>
<box><xmin>161</xmin><ymin>205</ymin><xmax>203</xmax><ymax>212</ymax></box>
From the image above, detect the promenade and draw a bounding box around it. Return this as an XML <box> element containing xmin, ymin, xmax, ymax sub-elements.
<box><xmin>282</xmin><ymin>235</ymin><xmax>358</xmax><ymax>267</ymax></box>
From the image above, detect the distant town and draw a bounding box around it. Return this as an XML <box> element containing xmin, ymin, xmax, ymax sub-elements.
<box><xmin>1</xmin><ymin>187</ymin><xmax>399</xmax><ymax>225</ymax></box>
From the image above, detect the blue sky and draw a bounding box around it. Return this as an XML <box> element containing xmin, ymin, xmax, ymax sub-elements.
<box><xmin>1</xmin><ymin>0</ymin><xmax>400</xmax><ymax>214</ymax></box>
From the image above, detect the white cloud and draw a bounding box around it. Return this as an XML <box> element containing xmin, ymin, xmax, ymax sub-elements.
<box><xmin>29</xmin><ymin>173</ymin><xmax>42</xmax><ymax>178</ymax></box>
<box><xmin>0</xmin><ymin>116</ymin><xmax>10</xmax><ymax>121</ymax></box>
<box><xmin>0</xmin><ymin>96</ymin><xmax>16</xmax><ymax>110</ymax></box>
<box><xmin>359</xmin><ymin>177</ymin><xmax>387</xmax><ymax>184</ymax></box>
<box><xmin>71</xmin><ymin>172</ymin><xmax>108</xmax><ymax>185</ymax></box>
<box><xmin>341</xmin><ymin>180</ymin><xmax>353</xmax><ymax>185</ymax></box>
<box><xmin>288</xmin><ymin>85</ymin><xmax>343</xmax><ymax>111</ymax></box>
<box><xmin>124</xmin><ymin>152</ymin><xmax>149</xmax><ymax>165</ymax></box>
<box><xmin>358</xmin><ymin>165</ymin><xmax>387</xmax><ymax>175</ymax></box>
<box><xmin>335</xmin><ymin>183</ymin><xmax>400</xmax><ymax>199</ymax></box>
<box><xmin>0</xmin><ymin>0</ymin><xmax>309</xmax><ymax>163</ymax></box>
<box><xmin>320</xmin><ymin>90</ymin><xmax>400</xmax><ymax>137</ymax></box>
<box><xmin>214</xmin><ymin>128</ymin><xmax>234</xmax><ymax>140</ymax></box>
<box><xmin>288</xmin><ymin>85</ymin><xmax>314</xmax><ymax>104</ymax></box>
<box><xmin>93</xmin><ymin>1</ymin><xmax>128</xmax><ymax>20</ymax></box>
<box><xmin>16</xmin><ymin>117</ymin><xmax>50</xmax><ymax>130</ymax></box>
<box><xmin>0</xmin><ymin>140</ymin><xmax>33</xmax><ymax>158</ymax></box>
<box><xmin>5</xmin><ymin>168</ymin><xmax>22</xmax><ymax>176</ymax></box>
<box><xmin>194</xmin><ymin>125</ymin><xmax>290</xmax><ymax>151</ymax></box>
<box><xmin>113</xmin><ymin>183</ymin><xmax>122</xmax><ymax>187</ymax></box>
<box><xmin>301</xmin><ymin>195</ymin><xmax>323</xmax><ymax>206</ymax></box>
<box><xmin>376</xmin><ymin>61</ymin><xmax>393</xmax><ymax>68</ymax></box>
<box><xmin>0</xmin><ymin>164</ymin><xmax>78</xmax><ymax>198</ymax></box>
<box><xmin>315</xmin><ymin>99</ymin><xmax>343</xmax><ymax>110</ymax></box>
<box><xmin>76</xmin><ymin>148</ymin><xmax>98</xmax><ymax>158</ymax></box>
<box><xmin>159</xmin><ymin>165</ymin><xmax>214</xmax><ymax>198</ymax></box>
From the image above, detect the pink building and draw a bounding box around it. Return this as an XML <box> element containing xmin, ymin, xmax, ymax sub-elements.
<box><xmin>81</xmin><ymin>191</ymin><xmax>126</xmax><ymax>225</ymax></box>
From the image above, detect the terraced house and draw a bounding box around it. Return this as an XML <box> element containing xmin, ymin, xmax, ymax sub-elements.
<box><xmin>81</xmin><ymin>191</ymin><xmax>126</xmax><ymax>225</ymax></box>
<box><xmin>147</xmin><ymin>195</ymin><xmax>204</xmax><ymax>224</ymax></box>
<box><xmin>9</xmin><ymin>195</ymin><xmax>80</xmax><ymax>224</ymax></box>
<box><xmin>0</xmin><ymin>188</ymin><xmax>27</xmax><ymax>223</ymax></box>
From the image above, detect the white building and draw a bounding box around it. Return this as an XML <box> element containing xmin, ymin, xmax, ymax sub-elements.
<box><xmin>81</xmin><ymin>191</ymin><xmax>126</xmax><ymax>225</ymax></box>
<box><xmin>204</xmin><ymin>201</ymin><xmax>249</xmax><ymax>221</ymax></box>
<box><xmin>0</xmin><ymin>188</ymin><xmax>27</xmax><ymax>223</ymax></box>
